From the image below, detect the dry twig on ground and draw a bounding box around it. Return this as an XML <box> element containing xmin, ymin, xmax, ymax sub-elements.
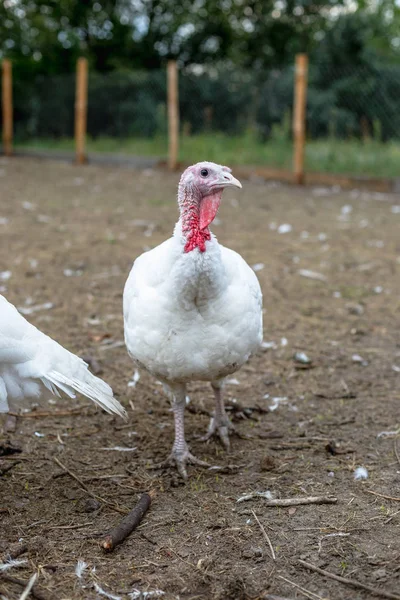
<box><xmin>237</xmin><ymin>493</ymin><xmax>337</xmax><ymax>505</ymax></box>
<box><xmin>298</xmin><ymin>559</ymin><xmax>400</xmax><ymax>600</ymax></box>
<box><xmin>251</xmin><ymin>510</ymin><xmax>276</xmax><ymax>561</ymax></box>
<box><xmin>277</xmin><ymin>575</ymin><xmax>326</xmax><ymax>600</ymax></box>
<box><xmin>100</xmin><ymin>490</ymin><xmax>155</xmax><ymax>552</ymax></box>
<box><xmin>366</xmin><ymin>490</ymin><xmax>400</xmax><ymax>502</ymax></box>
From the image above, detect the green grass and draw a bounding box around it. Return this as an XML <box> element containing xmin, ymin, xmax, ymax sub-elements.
<box><xmin>15</xmin><ymin>132</ymin><xmax>400</xmax><ymax>179</ymax></box>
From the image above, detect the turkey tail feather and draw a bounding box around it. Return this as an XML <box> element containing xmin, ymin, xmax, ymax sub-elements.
<box><xmin>45</xmin><ymin>370</ymin><xmax>127</xmax><ymax>419</ymax></box>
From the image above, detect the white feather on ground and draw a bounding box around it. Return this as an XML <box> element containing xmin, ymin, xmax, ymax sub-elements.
<box><xmin>0</xmin><ymin>559</ymin><xmax>28</xmax><ymax>572</ymax></box>
<box><xmin>75</xmin><ymin>560</ymin><xmax>88</xmax><ymax>579</ymax></box>
<box><xmin>0</xmin><ymin>295</ymin><xmax>126</xmax><ymax>419</ymax></box>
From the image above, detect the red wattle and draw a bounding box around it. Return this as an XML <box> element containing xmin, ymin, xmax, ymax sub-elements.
<box><xmin>199</xmin><ymin>192</ymin><xmax>222</xmax><ymax>230</ymax></box>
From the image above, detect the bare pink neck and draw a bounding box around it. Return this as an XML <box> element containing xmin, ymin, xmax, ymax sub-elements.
<box><xmin>179</xmin><ymin>187</ymin><xmax>210</xmax><ymax>253</ymax></box>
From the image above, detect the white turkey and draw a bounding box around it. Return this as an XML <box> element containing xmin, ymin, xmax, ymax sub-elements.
<box><xmin>124</xmin><ymin>162</ymin><xmax>262</xmax><ymax>478</ymax></box>
<box><xmin>0</xmin><ymin>295</ymin><xmax>126</xmax><ymax>419</ymax></box>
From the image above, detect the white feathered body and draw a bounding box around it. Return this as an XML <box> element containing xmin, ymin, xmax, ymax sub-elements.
<box><xmin>0</xmin><ymin>295</ymin><xmax>126</xmax><ymax>418</ymax></box>
<box><xmin>124</xmin><ymin>224</ymin><xmax>263</xmax><ymax>384</ymax></box>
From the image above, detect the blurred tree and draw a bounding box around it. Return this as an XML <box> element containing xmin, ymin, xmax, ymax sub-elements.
<box><xmin>0</xmin><ymin>0</ymin><xmax>134</xmax><ymax>73</ymax></box>
<box><xmin>1</xmin><ymin>0</ymin><xmax>377</xmax><ymax>74</ymax></box>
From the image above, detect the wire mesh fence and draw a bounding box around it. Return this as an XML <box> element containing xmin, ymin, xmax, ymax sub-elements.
<box><xmin>2</xmin><ymin>57</ymin><xmax>400</xmax><ymax>180</ymax></box>
<box><xmin>305</xmin><ymin>61</ymin><xmax>400</xmax><ymax>178</ymax></box>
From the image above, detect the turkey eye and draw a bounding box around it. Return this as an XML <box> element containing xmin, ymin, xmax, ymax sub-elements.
<box><xmin>200</xmin><ymin>169</ymin><xmax>209</xmax><ymax>177</ymax></box>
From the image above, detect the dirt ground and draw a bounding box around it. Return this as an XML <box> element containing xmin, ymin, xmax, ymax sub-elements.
<box><xmin>1</xmin><ymin>157</ymin><xmax>400</xmax><ymax>600</ymax></box>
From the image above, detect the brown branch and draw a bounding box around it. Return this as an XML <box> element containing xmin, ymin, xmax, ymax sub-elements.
<box><xmin>264</xmin><ymin>496</ymin><xmax>337</xmax><ymax>507</ymax></box>
<box><xmin>366</xmin><ymin>490</ymin><xmax>400</xmax><ymax>502</ymax></box>
<box><xmin>237</xmin><ymin>492</ymin><xmax>337</xmax><ymax>505</ymax></box>
<box><xmin>0</xmin><ymin>574</ymin><xmax>51</xmax><ymax>600</ymax></box>
<box><xmin>100</xmin><ymin>491</ymin><xmax>155</xmax><ymax>552</ymax></box>
<box><xmin>298</xmin><ymin>560</ymin><xmax>400</xmax><ymax>600</ymax></box>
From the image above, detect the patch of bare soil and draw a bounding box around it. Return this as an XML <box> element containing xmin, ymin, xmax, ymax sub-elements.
<box><xmin>1</xmin><ymin>157</ymin><xmax>400</xmax><ymax>599</ymax></box>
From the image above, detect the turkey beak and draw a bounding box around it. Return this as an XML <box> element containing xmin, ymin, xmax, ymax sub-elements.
<box><xmin>219</xmin><ymin>173</ymin><xmax>242</xmax><ymax>189</ymax></box>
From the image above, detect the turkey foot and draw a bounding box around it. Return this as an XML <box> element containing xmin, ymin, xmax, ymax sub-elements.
<box><xmin>160</xmin><ymin>444</ymin><xmax>209</xmax><ymax>480</ymax></box>
<box><xmin>200</xmin><ymin>380</ymin><xmax>236</xmax><ymax>450</ymax></box>
<box><xmin>200</xmin><ymin>415</ymin><xmax>236</xmax><ymax>450</ymax></box>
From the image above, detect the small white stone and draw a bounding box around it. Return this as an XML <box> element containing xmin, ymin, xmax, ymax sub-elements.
<box><xmin>278</xmin><ymin>223</ymin><xmax>292</xmax><ymax>234</ymax></box>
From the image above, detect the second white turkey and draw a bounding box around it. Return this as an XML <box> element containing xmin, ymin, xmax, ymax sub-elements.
<box><xmin>0</xmin><ymin>294</ymin><xmax>126</xmax><ymax>420</ymax></box>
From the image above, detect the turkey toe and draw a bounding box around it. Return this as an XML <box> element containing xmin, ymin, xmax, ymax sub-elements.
<box><xmin>201</xmin><ymin>416</ymin><xmax>236</xmax><ymax>450</ymax></box>
<box><xmin>160</xmin><ymin>446</ymin><xmax>209</xmax><ymax>480</ymax></box>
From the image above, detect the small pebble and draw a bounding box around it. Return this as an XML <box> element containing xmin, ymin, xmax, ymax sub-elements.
<box><xmin>294</xmin><ymin>351</ymin><xmax>311</xmax><ymax>364</ymax></box>
<box><xmin>260</xmin><ymin>455</ymin><xmax>277</xmax><ymax>471</ymax></box>
<box><xmin>84</xmin><ymin>498</ymin><xmax>101</xmax><ymax>513</ymax></box>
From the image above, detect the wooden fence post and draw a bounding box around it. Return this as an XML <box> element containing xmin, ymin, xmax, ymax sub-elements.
<box><xmin>167</xmin><ymin>60</ymin><xmax>179</xmax><ymax>170</ymax></box>
<box><xmin>75</xmin><ymin>57</ymin><xmax>88</xmax><ymax>164</ymax></box>
<box><xmin>293</xmin><ymin>54</ymin><xmax>308</xmax><ymax>184</ymax></box>
<box><xmin>2</xmin><ymin>60</ymin><xmax>13</xmax><ymax>157</ymax></box>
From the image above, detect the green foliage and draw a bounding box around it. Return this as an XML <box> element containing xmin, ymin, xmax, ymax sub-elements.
<box><xmin>0</xmin><ymin>0</ymin><xmax>399</xmax><ymax>75</ymax></box>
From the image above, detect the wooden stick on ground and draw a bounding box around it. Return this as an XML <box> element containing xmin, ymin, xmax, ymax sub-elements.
<box><xmin>0</xmin><ymin>574</ymin><xmax>50</xmax><ymax>600</ymax></box>
<box><xmin>100</xmin><ymin>490</ymin><xmax>155</xmax><ymax>552</ymax></box>
<box><xmin>237</xmin><ymin>493</ymin><xmax>337</xmax><ymax>505</ymax></box>
<box><xmin>251</xmin><ymin>510</ymin><xmax>276</xmax><ymax>561</ymax></box>
<box><xmin>366</xmin><ymin>490</ymin><xmax>400</xmax><ymax>502</ymax></box>
<box><xmin>264</xmin><ymin>496</ymin><xmax>337</xmax><ymax>507</ymax></box>
<box><xmin>298</xmin><ymin>559</ymin><xmax>400</xmax><ymax>600</ymax></box>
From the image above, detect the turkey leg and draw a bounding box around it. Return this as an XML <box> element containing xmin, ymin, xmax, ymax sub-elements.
<box><xmin>161</xmin><ymin>383</ymin><xmax>209</xmax><ymax>479</ymax></box>
<box><xmin>201</xmin><ymin>379</ymin><xmax>235</xmax><ymax>450</ymax></box>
